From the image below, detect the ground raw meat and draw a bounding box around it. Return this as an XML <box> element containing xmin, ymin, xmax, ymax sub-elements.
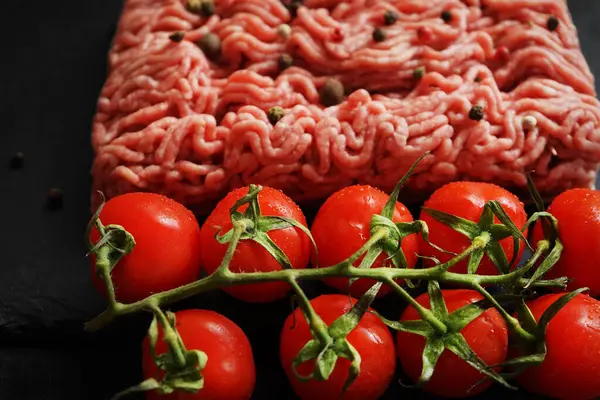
<box><xmin>91</xmin><ymin>0</ymin><xmax>600</xmax><ymax>214</ymax></box>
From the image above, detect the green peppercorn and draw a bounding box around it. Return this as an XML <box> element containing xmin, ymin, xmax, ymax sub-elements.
<box><xmin>547</xmin><ymin>16</ymin><xmax>559</xmax><ymax>31</ymax></box>
<box><xmin>268</xmin><ymin>106</ymin><xmax>285</xmax><ymax>125</ymax></box>
<box><xmin>469</xmin><ymin>105</ymin><xmax>484</xmax><ymax>121</ymax></box>
<box><xmin>319</xmin><ymin>79</ymin><xmax>345</xmax><ymax>107</ymax></box>
<box><xmin>373</xmin><ymin>28</ymin><xmax>386</xmax><ymax>42</ymax></box>
<box><xmin>185</xmin><ymin>0</ymin><xmax>202</xmax><ymax>14</ymax></box>
<box><xmin>383</xmin><ymin>10</ymin><xmax>398</xmax><ymax>26</ymax></box>
<box><xmin>441</xmin><ymin>10</ymin><xmax>452</xmax><ymax>23</ymax></box>
<box><xmin>277</xmin><ymin>53</ymin><xmax>293</xmax><ymax>71</ymax></box>
<box><xmin>197</xmin><ymin>33</ymin><xmax>221</xmax><ymax>61</ymax></box>
<box><xmin>169</xmin><ymin>32</ymin><xmax>185</xmax><ymax>43</ymax></box>
<box><xmin>413</xmin><ymin>66</ymin><xmax>426</xmax><ymax>80</ymax></box>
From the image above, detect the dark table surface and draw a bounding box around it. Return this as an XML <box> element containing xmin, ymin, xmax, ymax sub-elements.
<box><xmin>0</xmin><ymin>1</ymin><xmax>598</xmax><ymax>399</ymax></box>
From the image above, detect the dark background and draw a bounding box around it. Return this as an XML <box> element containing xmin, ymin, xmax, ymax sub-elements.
<box><xmin>0</xmin><ymin>1</ymin><xmax>598</xmax><ymax>399</ymax></box>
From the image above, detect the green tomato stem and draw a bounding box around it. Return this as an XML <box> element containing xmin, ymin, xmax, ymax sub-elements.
<box><xmin>150</xmin><ymin>305</ymin><xmax>187</xmax><ymax>369</ymax></box>
<box><xmin>473</xmin><ymin>284</ymin><xmax>536</xmax><ymax>343</ymax></box>
<box><xmin>95</xmin><ymin>245</ymin><xmax>120</xmax><ymax>311</ymax></box>
<box><xmin>288</xmin><ymin>279</ymin><xmax>331</xmax><ymax>344</ymax></box>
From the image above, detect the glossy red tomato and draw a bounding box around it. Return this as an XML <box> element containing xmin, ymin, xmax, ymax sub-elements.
<box><xmin>531</xmin><ymin>188</ymin><xmax>600</xmax><ymax>296</ymax></box>
<box><xmin>90</xmin><ymin>193</ymin><xmax>202</xmax><ymax>304</ymax></box>
<box><xmin>396</xmin><ymin>290</ymin><xmax>508</xmax><ymax>398</ymax></box>
<box><xmin>418</xmin><ymin>182</ymin><xmax>527</xmax><ymax>275</ymax></box>
<box><xmin>280</xmin><ymin>294</ymin><xmax>396</xmax><ymax>400</ymax></box>
<box><xmin>200</xmin><ymin>186</ymin><xmax>311</xmax><ymax>303</ymax></box>
<box><xmin>310</xmin><ymin>185</ymin><xmax>418</xmax><ymax>297</ymax></box>
<box><xmin>142</xmin><ymin>309</ymin><xmax>255</xmax><ymax>400</ymax></box>
<box><xmin>516</xmin><ymin>293</ymin><xmax>600</xmax><ymax>400</ymax></box>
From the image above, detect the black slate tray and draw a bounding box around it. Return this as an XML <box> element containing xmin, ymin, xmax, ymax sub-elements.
<box><xmin>0</xmin><ymin>1</ymin><xmax>598</xmax><ymax>399</ymax></box>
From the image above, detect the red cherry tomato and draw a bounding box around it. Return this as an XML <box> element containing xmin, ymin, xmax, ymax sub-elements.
<box><xmin>531</xmin><ymin>188</ymin><xmax>600</xmax><ymax>296</ymax></box>
<box><xmin>142</xmin><ymin>309</ymin><xmax>255</xmax><ymax>400</ymax></box>
<box><xmin>280</xmin><ymin>294</ymin><xmax>396</xmax><ymax>400</ymax></box>
<box><xmin>90</xmin><ymin>193</ymin><xmax>202</xmax><ymax>304</ymax></box>
<box><xmin>200</xmin><ymin>186</ymin><xmax>311</xmax><ymax>303</ymax></box>
<box><xmin>418</xmin><ymin>182</ymin><xmax>528</xmax><ymax>275</ymax></box>
<box><xmin>310</xmin><ymin>185</ymin><xmax>418</xmax><ymax>297</ymax></box>
<box><xmin>396</xmin><ymin>290</ymin><xmax>508</xmax><ymax>398</ymax></box>
<box><xmin>516</xmin><ymin>293</ymin><xmax>600</xmax><ymax>400</ymax></box>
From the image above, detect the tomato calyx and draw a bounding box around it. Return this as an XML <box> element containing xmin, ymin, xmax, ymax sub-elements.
<box><xmin>379</xmin><ymin>281</ymin><xmax>514</xmax><ymax>390</ymax></box>
<box><xmin>423</xmin><ymin>201</ymin><xmax>531</xmax><ymax>274</ymax></box>
<box><xmin>491</xmin><ymin>287</ymin><xmax>589</xmax><ymax>377</ymax></box>
<box><xmin>291</xmin><ymin>283</ymin><xmax>383</xmax><ymax>394</ymax></box>
<box><xmin>112</xmin><ymin>306</ymin><xmax>208</xmax><ymax>400</ymax></box>
<box><xmin>213</xmin><ymin>184</ymin><xmax>316</xmax><ymax>271</ymax></box>
<box><xmin>85</xmin><ymin>193</ymin><xmax>136</xmax><ymax>308</ymax></box>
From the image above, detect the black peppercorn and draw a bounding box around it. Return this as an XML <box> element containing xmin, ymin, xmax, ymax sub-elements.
<box><xmin>469</xmin><ymin>105</ymin><xmax>484</xmax><ymax>121</ymax></box>
<box><xmin>441</xmin><ymin>10</ymin><xmax>452</xmax><ymax>23</ymax></box>
<box><xmin>319</xmin><ymin>79</ymin><xmax>345</xmax><ymax>107</ymax></box>
<box><xmin>278</xmin><ymin>53</ymin><xmax>293</xmax><ymax>71</ymax></box>
<box><xmin>547</xmin><ymin>16</ymin><xmax>559</xmax><ymax>31</ymax></box>
<box><xmin>9</xmin><ymin>152</ymin><xmax>24</xmax><ymax>169</ymax></box>
<box><xmin>169</xmin><ymin>32</ymin><xmax>185</xmax><ymax>43</ymax></box>
<box><xmin>197</xmin><ymin>33</ymin><xmax>222</xmax><ymax>61</ymax></box>
<box><xmin>413</xmin><ymin>66</ymin><xmax>426</xmax><ymax>80</ymax></box>
<box><xmin>373</xmin><ymin>28</ymin><xmax>386</xmax><ymax>42</ymax></box>
<box><xmin>268</xmin><ymin>106</ymin><xmax>285</xmax><ymax>125</ymax></box>
<box><xmin>287</xmin><ymin>0</ymin><xmax>302</xmax><ymax>18</ymax></box>
<box><xmin>46</xmin><ymin>188</ymin><xmax>64</xmax><ymax>210</ymax></box>
<box><xmin>383</xmin><ymin>10</ymin><xmax>398</xmax><ymax>26</ymax></box>
<box><xmin>474</xmin><ymin>75</ymin><xmax>482</xmax><ymax>83</ymax></box>
<box><xmin>201</xmin><ymin>0</ymin><xmax>215</xmax><ymax>17</ymax></box>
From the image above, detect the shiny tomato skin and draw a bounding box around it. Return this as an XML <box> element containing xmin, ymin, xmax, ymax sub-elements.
<box><xmin>396</xmin><ymin>290</ymin><xmax>508</xmax><ymax>398</ymax></box>
<box><xmin>310</xmin><ymin>185</ymin><xmax>418</xmax><ymax>297</ymax></box>
<box><xmin>280</xmin><ymin>294</ymin><xmax>396</xmax><ymax>400</ymax></box>
<box><xmin>418</xmin><ymin>182</ymin><xmax>528</xmax><ymax>276</ymax></box>
<box><xmin>200</xmin><ymin>186</ymin><xmax>311</xmax><ymax>303</ymax></box>
<box><xmin>531</xmin><ymin>189</ymin><xmax>600</xmax><ymax>297</ymax></box>
<box><xmin>142</xmin><ymin>309</ymin><xmax>255</xmax><ymax>400</ymax></box>
<box><xmin>516</xmin><ymin>293</ymin><xmax>600</xmax><ymax>400</ymax></box>
<box><xmin>90</xmin><ymin>193</ymin><xmax>202</xmax><ymax>304</ymax></box>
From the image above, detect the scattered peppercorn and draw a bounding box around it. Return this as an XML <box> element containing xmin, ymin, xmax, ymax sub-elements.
<box><xmin>287</xmin><ymin>0</ymin><xmax>302</xmax><ymax>18</ymax></box>
<box><xmin>277</xmin><ymin>24</ymin><xmax>292</xmax><ymax>40</ymax></box>
<box><xmin>169</xmin><ymin>32</ymin><xmax>185</xmax><ymax>43</ymax></box>
<box><xmin>268</xmin><ymin>106</ymin><xmax>285</xmax><ymax>125</ymax></box>
<box><xmin>469</xmin><ymin>105</ymin><xmax>484</xmax><ymax>121</ymax></box>
<box><xmin>413</xmin><ymin>66</ymin><xmax>426</xmax><ymax>80</ymax></box>
<box><xmin>319</xmin><ymin>79</ymin><xmax>345</xmax><ymax>107</ymax></box>
<box><xmin>523</xmin><ymin>115</ymin><xmax>537</xmax><ymax>131</ymax></box>
<box><xmin>201</xmin><ymin>0</ymin><xmax>215</xmax><ymax>17</ymax></box>
<box><xmin>383</xmin><ymin>10</ymin><xmax>399</xmax><ymax>26</ymax></box>
<box><xmin>46</xmin><ymin>188</ymin><xmax>64</xmax><ymax>210</ymax></box>
<box><xmin>373</xmin><ymin>28</ymin><xmax>386</xmax><ymax>42</ymax></box>
<box><xmin>547</xmin><ymin>16</ymin><xmax>559</xmax><ymax>31</ymax></box>
<box><xmin>197</xmin><ymin>33</ymin><xmax>221</xmax><ymax>61</ymax></box>
<box><xmin>9</xmin><ymin>152</ymin><xmax>24</xmax><ymax>169</ymax></box>
<box><xmin>474</xmin><ymin>75</ymin><xmax>482</xmax><ymax>82</ymax></box>
<box><xmin>185</xmin><ymin>0</ymin><xmax>202</xmax><ymax>14</ymax></box>
<box><xmin>441</xmin><ymin>10</ymin><xmax>452</xmax><ymax>23</ymax></box>
<box><xmin>278</xmin><ymin>53</ymin><xmax>293</xmax><ymax>71</ymax></box>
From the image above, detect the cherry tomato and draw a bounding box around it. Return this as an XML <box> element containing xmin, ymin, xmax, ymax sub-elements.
<box><xmin>418</xmin><ymin>182</ymin><xmax>527</xmax><ymax>275</ymax></box>
<box><xmin>310</xmin><ymin>185</ymin><xmax>418</xmax><ymax>297</ymax></box>
<box><xmin>142</xmin><ymin>309</ymin><xmax>255</xmax><ymax>400</ymax></box>
<box><xmin>396</xmin><ymin>290</ymin><xmax>508</xmax><ymax>398</ymax></box>
<box><xmin>516</xmin><ymin>293</ymin><xmax>600</xmax><ymax>400</ymax></box>
<box><xmin>90</xmin><ymin>193</ymin><xmax>202</xmax><ymax>304</ymax></box>
<box><xmin>531</xmin><ymin>188</ymin><xmax>600</xmax><ymax>296</ymax></box>
<box><xmin>200</xmin><ymin>186</ymin><xmax>311</xmax><ymax>303</ymax></box>
<box><xmin>280</xmin><ymin>294</ymin><xmax>396</xmax><ymax>400</ymax></box>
